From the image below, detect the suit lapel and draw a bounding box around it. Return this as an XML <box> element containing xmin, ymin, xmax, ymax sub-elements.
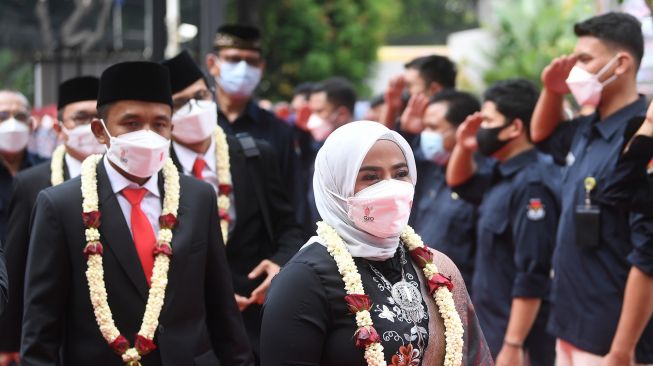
<box><xmin>96</xmin><ymin>162</ymin><xmax>149</xmax><ymax>301</ymax></box>
<box><xmin>63</xmin><ymin>159</ymin><xmax>71</xmax><ymax>181</ymax></box>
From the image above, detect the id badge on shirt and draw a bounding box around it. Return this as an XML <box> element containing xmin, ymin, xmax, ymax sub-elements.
<box><xmin>575</xmin><ymin>204</ymin><xmax>600</xmax><ymax>249</ymax></box>
<box><xmin>575</xmin><ymin>176</ymin><xmax>600</xmax><ymax>249</ymax></box>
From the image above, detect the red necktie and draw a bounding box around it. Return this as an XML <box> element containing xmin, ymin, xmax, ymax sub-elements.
<box><xmin>122</xmin><ymin>188</ymin><xmax>156</xmax><ymax>285</ymax></box>
<box><xmin>192</xmin><ymin>157</ymin><xmax>206</xmax><ymax>179</ymax></box>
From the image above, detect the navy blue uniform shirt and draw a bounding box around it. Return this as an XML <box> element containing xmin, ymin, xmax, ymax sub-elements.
<box><xmin>0</xmin><ymin>151</ymin><xmax>43</xmax><ymax>241</ymax></box>
<box><xmin>454</xmin><ymin>148</ymin><xmax>559</xmax><ymax>365</ymax></box>
<box><xmin>409</xmin><ymin>146</ymin><xmax>480</xmax><ymax>289</ymax></box>
<box><xmin>218</xmin><ymin>101</ymin><xmax>302</xmax><ymax>210</ymax></box>
<box><xmin>597</xmin><ymin>135</ymin><xmax>653</xmax><ymax>217</ymax></box>
<box><xmin>536</xmin><ymin>96</ymin><xmax>653</xmax><ymax>362</ymax></box>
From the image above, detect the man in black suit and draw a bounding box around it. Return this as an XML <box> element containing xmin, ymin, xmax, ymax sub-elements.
<box><xmin>161</xmin><ymin>50</ymin><xmax>304</xmax><ymax>360</ymax></box>
<box><xmin>0</xmin><ymin>246</ymin><xmax>6</xmax><ymax>316</ymax></box>
<box><xmin>0</xmin><ymin>76</ymin><xmax>102</xmax><ymax>357</ymax></box>
<box><xmin>20</xmin><ymin>62</ymin><xmax>254</xmax><ymax>365</ymax></box>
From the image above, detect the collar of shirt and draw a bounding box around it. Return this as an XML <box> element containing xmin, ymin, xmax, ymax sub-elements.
<box><xmin>218</xmin><ymin>100</ymin><xmax>261</xmax><ymax>125</ymax></box>
<box><xmin>591</xmin><ymin>95</ymin><xmax>647</xmax><ymax>140</ymax></box>
<box><xmin>498</xmin><ymin>148</ymin><xmax>539</xmax><ymax>177</ymax></box>
<box><xmin>102</xmin><ymin>155</ymin><xmax>160</xmax><ymax>198</ymax></box>
<box><xmin>171</xmin><ymin>139</ymin><xmax>217</xmax><ymax>176</ymax></box>
<box><xmin>64</xmin><ymin>152</ymin><xmax>83</xmax><ymax>178</ymax></box>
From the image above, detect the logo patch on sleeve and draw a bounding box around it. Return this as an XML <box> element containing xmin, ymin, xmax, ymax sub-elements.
<box><xmin>526</xmin><ymin>198</ymin><xmax>545</xmax><ymax>221</ymax></box>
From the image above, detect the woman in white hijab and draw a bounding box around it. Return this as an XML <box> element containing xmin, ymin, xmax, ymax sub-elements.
<box><xmin>261</xmin><ymin>121</ymin><xmax>492</xmax><ymax>366</ymax></box>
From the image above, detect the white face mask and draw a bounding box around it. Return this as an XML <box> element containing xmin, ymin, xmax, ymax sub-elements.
<box><xmin>346</xmin><ymin>179</ymin><xmax>414</xmax><ymax>238</ymax></box>
<box><xmin>101</xmin><ymin>120</ymin><xmax>170</xmax><ymax>178</ymax></box>
<box><xmin>306</xmin><ymin>113</ymin><xmax>335</xmax><ymax>142</ymax></box>
<box><xmin>63</xmin><ymin>124</ymin><xmax>105</xmax><ymax>158</ymax></box>
<box><xmin>0</xmin><ymin>117</ymin><xmax>30</xmax><ymax>153</ymax></box>
<box><xmin>566</xmin><ymin>56</ymin><xmax>619</xmax><ymax>108</ymax></box>
<box><xmin>172</xmin><ymin>100</ymin><xmax>217</xmax><ymax>144</ymax></box>
<box><xmin>216</xmin><ymin>60</ymin><xmax>262</xmax><ymax>97</ymax></box>
<box><xmin>419</xmin><ymin>131</ymin><xmax>449</xmax><ymax>165</ymax></box>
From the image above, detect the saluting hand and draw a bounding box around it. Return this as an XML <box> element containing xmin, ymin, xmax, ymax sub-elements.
<box><xmin>456</xmin><ymin>112</ymin><xmax>483</xmax><ymax>152</ymax></box>
<box><xmin>384</xmin><ymin>75</ymin><xmax>406</xmax><ymax>111</ymax></box>
<box><xmin>247</xmin><ymin>259</ymin><xmax>281</xmax><ymax>305</ymax></box>
<box><xmin>400</xmin><ymin>93</ymin><xmax>430</xmax><ymax>134</ymax></box>
<box><xmin>541</xmin><ymin>54</ymin><xmax>578</xmax><ymax>95</ymax></box>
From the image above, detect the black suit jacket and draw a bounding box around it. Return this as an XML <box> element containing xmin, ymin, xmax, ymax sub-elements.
<box><xmin>0</xmin><ymin>246</ymin><xmax>7</xmax><ymax>317</ymax></box>
<box><xmin>171</xmin><ymin>136</ymin><xmax>304</xmax><ymax>356</ymax></box>
<box><xmin>171</xmin><ymin>136</ymin><xmax>303</xmax><ymax>296</ymax></box>
<box><xmin>0</xmin><ymin>160</ymin><xmax>69</xmax><ymax>351</ymax></box>
<box><xmin>21</xmin><ymin>161</ymin><xmax>254</xmax><ymax>366</ymax></box>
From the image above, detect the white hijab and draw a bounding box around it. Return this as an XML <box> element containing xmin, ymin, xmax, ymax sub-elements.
<box><xmin>310</xmin><ymin>120</ymin><xmax>417</xmax><ymax>261</ymax></box>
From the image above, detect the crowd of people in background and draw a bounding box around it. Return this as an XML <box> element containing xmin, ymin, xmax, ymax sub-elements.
<box><xmin>0</xmin><ymin>9</ymin><xmax>651</xmax><ymax>366</ymax></box>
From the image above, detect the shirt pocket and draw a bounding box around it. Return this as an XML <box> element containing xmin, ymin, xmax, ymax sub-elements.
<box><xmin>478</xmin><ymin>208</ymin><xmax>509</xmax><ymax>254</ymax></box>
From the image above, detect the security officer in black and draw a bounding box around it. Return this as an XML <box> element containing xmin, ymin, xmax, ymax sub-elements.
<box><xmin>447</xmin><ymin>79</ymin><xmax>559</xmax><ymax>366</ymax></box>
<box><xmin>408</xmin><ymin>90</ymin><xmax>483</xmax><ymax>289</ymax></box>
<box><xmin>204</xmin><ymin>25</ymin><xmax>301</xmax><ymax>212</ymax></box>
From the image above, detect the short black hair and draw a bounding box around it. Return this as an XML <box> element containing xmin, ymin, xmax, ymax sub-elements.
<box><xmin>574</xmin><ymin>12</ymin><xmax>644</xmax><ymax>67</ymax></box>
<box><xmin>97</xmin><ymin>103</ymin><xmax>112</xmax><ymax>121</ymax></box>
<box><xmin>405</xmin><ymin>55</ymin><xmax>457</xmax><ymax>89</ymax></box>
<box><xmin>429</xmin><ymin>90</ymin><xmax>480</xmax><ymax>128</ymax></box>
<box><xmin>293</xmin><ymin>82</ymin><xmax>315</xmax><ymax>100</ymax></box>
<box><xmin>312</xmin><ymin>77</ymin><xmax>357</xmax><ymax>114</ymax></box>
<box><xmin>369</xmin><ymin>94</ymin><xmax>384</xmax><ymax>108</ymax></box>
<box><xmin>483</xmin><ymin>79</ymin><xmax>539</xmax><ymax>131</ymax></box>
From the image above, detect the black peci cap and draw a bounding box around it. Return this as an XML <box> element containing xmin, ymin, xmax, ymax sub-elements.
<box><xmin>161</xmin><ymin>50</ymin><xmax>205</xmax><ymax>94</ymax></box>
<box><xmin>213</xmin><ymin>24</ymin><xmax>262</xmax><ymax>51</ymax></box>
<box><xmin>57</xmin><ymin>76</ymin><xmax>99</xmax><ymax>110</ymax></box>
<box><xmin>97</xmin><ymin>61</ymin><xmax>173</xmax><ymax>108</ymax></box>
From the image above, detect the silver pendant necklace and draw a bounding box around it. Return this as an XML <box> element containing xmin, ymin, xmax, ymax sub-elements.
<box><xmin>368</xmin><ymin>245</ymin><xmax>426</xmax><ymax>324</ymax></box>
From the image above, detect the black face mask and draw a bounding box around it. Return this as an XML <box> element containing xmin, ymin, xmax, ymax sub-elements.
<box><xmin>476</xmin><ymin>121</ymin><xmax>513</xmax><ymax>156</ymax></box>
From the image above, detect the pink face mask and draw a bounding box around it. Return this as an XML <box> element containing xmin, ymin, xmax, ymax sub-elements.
<box><xmin>566</xmin><ymin>56</ymin><xmax>619</xmax><ymax>108</ymax></box>
<box><xmin>346</xmin><ymin>179</ymin><xmax>414</xmax><ymax>238</ymax></box>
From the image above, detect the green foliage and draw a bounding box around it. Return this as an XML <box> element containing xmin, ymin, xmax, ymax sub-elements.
<box><xmin>387</xmin><ymin>0</ymin><xmax>478</xmax><ymax>45</ymax></box>
<box><xmin>256</xmin><ymin>0</ymin><xmax>399</xmax><ymax>101</ymax></box>
<box><xmin>0</xmin><ymin>49</ymin><xmax>33</xmax><ymax>100</ymax></box>
<box><xmin>484</xmin><ymin>0</ymin><xmax>594</xmax><ymax>87</ymax></box>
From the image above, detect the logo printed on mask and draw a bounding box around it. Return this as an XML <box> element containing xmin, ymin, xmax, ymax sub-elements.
<box><xmin>345</xmin><ymin>179</ymin><xmax>414</xmax><ymax>238</ymax></box>
<box><xmin>101</xmin><ymin>120</ymin><xmax>171</xmax><ymax>178</ymax></box>
<box><xmin>363</xmin><ymin>206</ymin><xmax>374</xmax><ymax>222</ymax></box>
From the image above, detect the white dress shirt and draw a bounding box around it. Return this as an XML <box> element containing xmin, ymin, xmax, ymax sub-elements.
<box><xmin>172</xmin><ymin>139</ymin><xmax>218</xmax><ymax>189</ymax></box>
<box><xmin>103</xmin><ymin>156</ymin><xmax>161</xmax><ymax>235</ymax></box>
<box><xmin>172</xmin><ymin>138</ymin><xmax>236</xmax><ymax>232</ymax></box>
<box><xmin>64</xmin><ymin>153</ymin><xmax>82</xmax><ymax>179</ymax></box>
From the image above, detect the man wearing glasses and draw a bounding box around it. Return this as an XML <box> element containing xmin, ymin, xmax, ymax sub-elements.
<box><xmin>205</xmin><ymin>25</ymin><xmax>302</xmax><ymax>221</ymax></box>
<box><xmin>0</xmin><ymin>77</ymin><xmax>101</xmax><ymax>362</ymax></box>
<box><xmin>163</xmin><ymin>50</ymin><xmax>304</xmax><ymax>363</ymax></box>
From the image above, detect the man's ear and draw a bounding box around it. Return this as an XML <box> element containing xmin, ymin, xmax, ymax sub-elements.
<box><xmin>614</xmin><ymin>51</ymin><xmax>635</xmax><ymax>77</ymax></box>
<box><xmin>90</xmin><ymin>118</ymin><xmax>108</xmax><ymax>145</ymax></box>
<box><xmin>427</xmin><ymin>82</ymin><xmax>443</xmax><ymax>97</ymax></box>
<box><xmin>509</xmin><ymin>118</ymin><xmax>526</xmax><ymax>138</ymax></box>
<box><xmin>206</xmin><ymin>53</ymin><xmax>219</xmax><ymax>77</ymax></box>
